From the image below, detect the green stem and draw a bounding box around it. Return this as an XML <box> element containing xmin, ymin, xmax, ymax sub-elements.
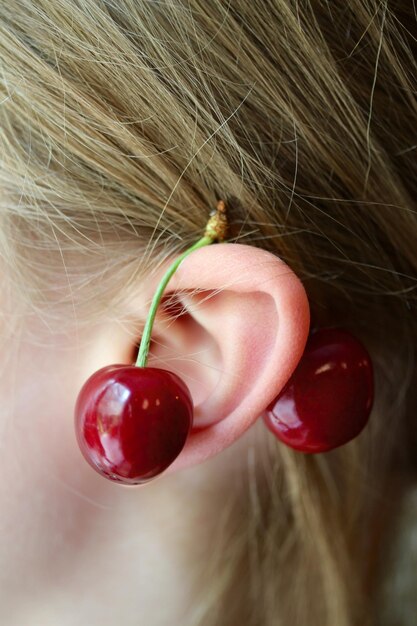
<box><xmin>135</xmin><ymin>200</ymin><xmax>228</xmax><ymax>368</ymax></box>
<box><xmin>135</xmin><ymin>234</ymin><xmax>214</xmax><ymax>368</ymax></box>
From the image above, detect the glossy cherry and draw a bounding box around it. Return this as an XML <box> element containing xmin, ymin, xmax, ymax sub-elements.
<box><xmin>262</xmin><ymin>327</ymin><xmax>374</xmax><ymax>453</ymax></box>
<box><xmin>74</xmin><ymin>201</ymin><xmax>229</xmax><ymax>485</ymax></box>
<box><xmin>75</xmin><ymin>365</ymin><xmax>193</xmax><ymax>484</ymax></box>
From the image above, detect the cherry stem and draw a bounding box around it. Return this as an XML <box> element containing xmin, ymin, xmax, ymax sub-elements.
<box><xmin>135</xmin><ymin>200</ymin><xmax>228</xmax><ymax>368</ymax></box>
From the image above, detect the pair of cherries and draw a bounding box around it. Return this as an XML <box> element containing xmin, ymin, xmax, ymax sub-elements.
<box><xmin>75</xmin><ymin>328</ymin><xmax>374</xmax><ymax>485</ymax></box>
<box><xmin>74</xmin><ymin>203</ymin><xmax>374</xmax><ymax>485</ymax></box>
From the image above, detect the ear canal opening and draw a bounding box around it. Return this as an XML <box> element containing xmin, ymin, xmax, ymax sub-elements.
<box><xmin>131</xmin><ymin>342</ymin><xmax>139</xmax><ymax>364</ymax></box>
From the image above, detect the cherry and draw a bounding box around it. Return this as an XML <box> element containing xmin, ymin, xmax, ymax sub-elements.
<box><xmin>74</xmin><ymin>200</ymin><xmax>229</xmax><ymax>484</ymax></box>
<box><xmin>75</xmin><ymin>365</ymin><xmax>193</xmax><ymax>484</ymax></box>
<box><xmin>262</xmin><ymin>328</ymin><xmax>374</xmax><ymax>453</ymax></box>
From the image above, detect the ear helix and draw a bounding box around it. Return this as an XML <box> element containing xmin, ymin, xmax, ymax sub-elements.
<box><xmin>74</xmin><ymin>201</ymin><xmax>374</xmax><ymax>485</ymax></box>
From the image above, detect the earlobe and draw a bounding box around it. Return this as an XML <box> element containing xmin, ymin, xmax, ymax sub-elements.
<box><xmin>144</xmin><ymin>243</ymin><xmax>310</xmax><ymax>476</ymax></box>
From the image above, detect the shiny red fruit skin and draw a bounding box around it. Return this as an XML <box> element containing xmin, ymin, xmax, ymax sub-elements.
<box><xmin>262</xmin><ymin>328</ymin><xmax>374</xmax><ymax>453</ymax></box>
<box><xmin>75</xmin><ymin>365</ymin><xmax>193</xmax><ymax>484</ymax></box>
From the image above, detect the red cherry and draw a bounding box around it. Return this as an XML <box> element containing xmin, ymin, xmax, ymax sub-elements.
<box><xmin>262</xmin><ymin>328</ymin><xmax>374</xmax><ymax>453</ymax></box>
<box><xmin>74</xmin><ymin>365</ymin><xmax>193</xmax><ymax>484</ymax></box>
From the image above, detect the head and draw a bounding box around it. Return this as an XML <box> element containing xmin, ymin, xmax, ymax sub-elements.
<box><xmin>0</xmin><ymin>1</ymin><xmax>416</xmax><ymax>625</ymax></box>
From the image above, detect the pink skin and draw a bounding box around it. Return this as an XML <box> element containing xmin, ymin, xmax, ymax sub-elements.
<box><xmin>0</xmin><ymin>244</ymin><xmax>310</xmax><ymax>624</ymax></box>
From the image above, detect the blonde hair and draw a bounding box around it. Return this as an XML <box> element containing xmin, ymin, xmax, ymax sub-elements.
<box><xmin>1</xmin><ymin>1</ymin><xmax>417</xmax><ymax>624</ymax></box>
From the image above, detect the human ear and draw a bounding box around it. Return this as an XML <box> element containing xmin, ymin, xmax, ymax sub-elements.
<box><xmin>134</xmin><ymin>242</ymin><xmax>310</xmax><ymax>475</ymax></box>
